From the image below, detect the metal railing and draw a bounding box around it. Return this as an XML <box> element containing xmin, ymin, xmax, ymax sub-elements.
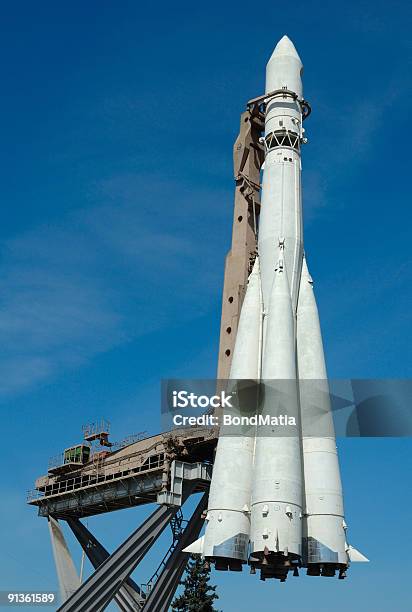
<box><xmin>27</xmin><ymin>453</ymin><xmax>165</xmax><ymax>503</ymax></box>
<box><xmin>82</xmin><ymin>419</ymin><xmax>111</xmax><ymax>440</ymax></box>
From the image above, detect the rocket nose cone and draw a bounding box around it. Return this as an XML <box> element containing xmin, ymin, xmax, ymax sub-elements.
<box><xmin>269</xmin><ymin>35</ymin><xmax>302</xmax><ymax>63</ymax></box>
<box><xmin>265</xmin><ymin>35</ymin><xmax>303</xmax><ymax>95</ymax></box>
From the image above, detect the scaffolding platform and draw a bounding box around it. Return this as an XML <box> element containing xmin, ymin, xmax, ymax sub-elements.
<box><xmin>28</xmin><ymin>426</ymin><xmax>217</xmax><ymax>519</ymax></box>
<box><xmin>82</xmin><ymin>419</ymin><xmax>112</xmax><ymax>446</ymax></box>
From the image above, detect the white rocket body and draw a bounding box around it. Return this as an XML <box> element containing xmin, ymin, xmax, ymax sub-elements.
<box><xmin>258</xmin><ymin>37</ymin><xmax>304</xmax><ymax>313</ymax></box>
<box><xmin>185</xmin><ymin>35</ymin><xmax>367</xmax><ymax>580</ymax></box>
<box><xmin>251</xmin><ymin>37</ymin><xmax>305</xmax><ymax>576</ymax></box>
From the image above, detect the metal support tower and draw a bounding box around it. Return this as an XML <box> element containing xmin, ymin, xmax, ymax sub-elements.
<box><xmin>216</xmin><ymin>104</ymin><xmax>264</xmax><ymax>380</ymax></box>
<box><xmin>52</xmin><ymin>462</ymin><xmax>211</xmax><ymax>611</ymax></box>
<box><xmin>141</xmin><ymin>493</ymin><xmax>208</xmax><ymax>612</ymax></box>
<box><xmin>58</xmin><ymin>501</ymin><xmax>184</xmax><ymax>611</ymax></box>
<box><xmin>67</xmin><ymin>517</ymin><xmax>145</xmax><ymax>610</ymax></box>
<box><xmin>48</xmin><ymin>516</ymin><xmax>80</xmax><ymax>602</ymax></box>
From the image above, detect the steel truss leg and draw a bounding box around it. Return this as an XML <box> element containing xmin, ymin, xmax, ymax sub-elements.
<box><xmin>142</xmin><ymin>493</ymin><xmax>207</xmax><ymax>612</ymax></box>
<box><xmin>57</xmin><ymin>488</ymin><xmax>193</xmax><ymax>612</ymax></box>
<box><xmin>48</xmin><ymin>516</ymin><xmax>80</xmax><ymax>603</ymax></box>
<box><xmin>67</xmin><ymin>517</ymin><xmax>145</xmax><ymax>611</ymax></box>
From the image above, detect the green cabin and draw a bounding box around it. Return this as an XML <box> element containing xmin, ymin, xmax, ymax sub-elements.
<box><xmin>63</xmin><ymin>444</ymin><xmax>91</xmax><ymax>466</ymax></box>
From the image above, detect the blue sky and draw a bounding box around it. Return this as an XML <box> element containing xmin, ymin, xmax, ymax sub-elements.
<box><xmin>1</xmin><ymin>1</ymin><xmax>411</xmax><ymax>610</ymax></box>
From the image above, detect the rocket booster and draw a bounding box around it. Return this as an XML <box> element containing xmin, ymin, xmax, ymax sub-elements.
<box><xmin>249</xmin><ymin>247</ymin><xmax>302</xmax><ymax>580</ymax></box>
<box><xmin>184</xmin><ymin>259</ymin><xmax>262</xmax><ymax>569</ymax></box>
<box><xmin>297</xmin><ymin>258</ymin><xmax>368</xmax><ymax>573</ymax></box>
<box><xmin>185</xmin><ymin>35</ymin><xmax>367</xmax><ymax>581</ymax></box>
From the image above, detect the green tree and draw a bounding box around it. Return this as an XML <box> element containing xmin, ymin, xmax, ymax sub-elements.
<box><xmin>171</xmin><ymin>555</ymin><xmax>219</xmax><ymax>612</ymax></box>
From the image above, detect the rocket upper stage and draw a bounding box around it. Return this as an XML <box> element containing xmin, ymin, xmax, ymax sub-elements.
<box><xmin>259</xmin><ymin>35</ymin><xmax>304</xmax><ymax>313</ymax></box>
<box><xmin>266</xmin><ymin>35</ymin><xmax>303</xmax><ymax>97</ymax></box>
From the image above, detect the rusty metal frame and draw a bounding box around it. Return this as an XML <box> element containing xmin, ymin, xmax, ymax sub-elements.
<box><xmin>216</xmin><ymin>103</ymin><xmax>264</xmax><ymax>380</ymax></box>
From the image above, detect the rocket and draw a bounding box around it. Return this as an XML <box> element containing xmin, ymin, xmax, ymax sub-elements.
<box><xmin>185</xmin><ymin>35</ymin><xmax>368</xmax><ymax>580</ymax></box>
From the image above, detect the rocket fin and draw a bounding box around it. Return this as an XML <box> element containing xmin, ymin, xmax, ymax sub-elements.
<box><xmin>183</xmin><ymin>535</ymin><xmax>205</xmax><ymax>555</ymax></box>
<box><xmin>347</xmin><ymin>545</ymin><xmax>369</xmax><ymax>562</ymax></box>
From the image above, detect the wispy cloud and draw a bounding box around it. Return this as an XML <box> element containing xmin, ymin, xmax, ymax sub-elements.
<box><xmin>0</xmin><ymin>174</ymin><xmax>230</xmax><ymax>397</ymax></box>
<box><xmin>0</xmin><ymin>230</ymin><xmax>123</xmax><ymax>395</ymax></box>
